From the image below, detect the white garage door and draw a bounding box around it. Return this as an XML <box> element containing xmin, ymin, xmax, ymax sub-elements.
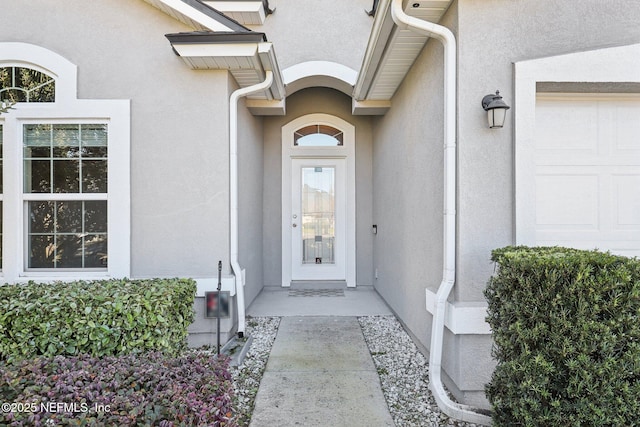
<box><xmin>534</xmin><ymin>94</ymin><xmax>640</xmax><ymax>258</ymax></box>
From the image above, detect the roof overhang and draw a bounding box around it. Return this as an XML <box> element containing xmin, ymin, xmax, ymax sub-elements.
<box><xmin>352</xmin><ymin>0</ymin><xmax>453</xmax><ymax>115</ymax></box>
<box><xmin>142</xmin><ymin>0</ymin><xmax>250</xmax><ymax>31</ymax></box>
<box><xmin>167</xmin><ymin>31</ymin><xmax>286</xmax><ymax>114</ymax></box>
<box><xmin>202</xmin><ymin>1</ymin><xmax>273</xmax><ymax>25</ymax></box>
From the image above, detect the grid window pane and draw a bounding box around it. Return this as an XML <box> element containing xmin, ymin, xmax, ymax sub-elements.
<box><xmin>29</xmin><ymin>201</ymin><xmax>55</xmax><ymax>234</ymax></box>
<box><xmin>24</xmin><ymin>145</ymin><xmax>50</xmax><ymax>158</ymax></box>
<box><xmin>52</xmin><ymin>124</ymin><xmax>80</xmax><ymax>147</ymax></box>
<box><xmin>25</xmin><ymin>160</ymin><xmax>51</xmax><ymax>193</ymax></box>
<box><xmin>24</xmin><ymin>124</ymin><xmax>51</xmax><ymax>146</ymax></box>
<box><xmin>24</xmin><ymin>124</ymin><xmax>107</xmax><ymax>194</ymax></box>
<box><xmin>28</xmin><ymin>235</ymin><xmax>55</xmax><ymax>268</ymax></box>
<box><xmin>84</xmin><ymin>234</ymin><xmax>108</xmax><ymax>268</ymax></box>
<box><xmin>57</xmin><ymin>235</ymin><xmax>83</xmax><ymax>268</ymax></box>
<box><xmin>56</xmin><ymin>201</ymin><xmax>82</xmax><ymax>233</ymax></box>
<box><xmin>82</xmin><ymin>160</ymin><xmax>107</xmax><ymax>193</ymax></box>
<box><xmin>27</xmin><ymin>200</ymin><xmax>107</xmax><ymax>269</ymax></box>
<box><xmin>81</xmin><ymin>124</ymin><xmax>108</xmax><ymax>146</ymax></box>
<box><xmin>85</xmin><ymin>201</ymin><xmax>107</xmax><ymax>233</ymax></box>
<box><xmin>52</xmin><ymin>160</ymin><xmax>80</xmax><ymax>193</ymax></box>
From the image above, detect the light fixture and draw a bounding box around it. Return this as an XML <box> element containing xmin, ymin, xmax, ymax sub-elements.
<box><xmin>481</xmin><ymin>90</ymin><xmax>510</xmax><ymax>129</ymax></box>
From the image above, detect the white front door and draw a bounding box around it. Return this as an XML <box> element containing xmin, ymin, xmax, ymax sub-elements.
<box><xmin>291</xmin><ymin>158</ymin><xmax>346</xmax><ymax>280</ymax></box>
<box><xmin>281</xmin><ymin>113</ymin><xmax>356</xmax><ymax>287</ymax></box>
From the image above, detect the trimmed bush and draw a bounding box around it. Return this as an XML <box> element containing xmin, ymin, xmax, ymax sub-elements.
<box><xmin>484</xmin><ymin>246</ymin><xmax>640</xmax><ymax>426</ymax></box>
<box><xmin>0</xmin><ymin>279</ymin><xmax>196</xmax><ymax>361</ymax></box>
<box><xmin>0</xmin><ymin>352</ymin><xmax>236</xmax><ymax>426</ymax></box>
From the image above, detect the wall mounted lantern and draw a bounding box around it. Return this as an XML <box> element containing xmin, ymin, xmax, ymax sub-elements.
<box><xmin>481</xmin><ymin>90</ymin><xmax>510</xmax><ymax>129</ymax></box>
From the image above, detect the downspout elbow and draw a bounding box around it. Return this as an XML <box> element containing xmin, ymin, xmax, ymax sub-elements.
<box><xmin>390</xmin><ymin>0</ymin><xmax>455</xmax><ymax>47</ymax></box>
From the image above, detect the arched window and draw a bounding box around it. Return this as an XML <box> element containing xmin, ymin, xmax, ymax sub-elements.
<box><xmin>0</xmin><ymin>66</ymin><xmax>55</xmax><ymax>102</ymax></box>
<box><xmin>294</xmin><ymin>124</ymin><xmax>343</xmax><ymax>147</ymax></box>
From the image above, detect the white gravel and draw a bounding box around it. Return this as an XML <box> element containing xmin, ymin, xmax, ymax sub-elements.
<box><xmin>230</xmin><ymin>315</ymin><xmax>484</xmax><ymax>427</ymax></box>
<box><xmin>359</xmin><ymin>315</ymin><xmax>480</xmax><ymax>427</ymax></box>
<box><xmin>229</xmin><ymin>316</ymin><xmax>280</xmax><ymax>426</ymax></box>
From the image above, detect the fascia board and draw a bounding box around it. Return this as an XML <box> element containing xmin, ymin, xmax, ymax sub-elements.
<box><xmin>353</xmin><ymin>0</ymin><xmax>396</xmax><ymax>100</ymax></box>
<box><xmin>171</xmin><ymin>42</ymin><xmax>259</xmax><ymax>58</ymax></box>
<box><xmin>145</xmin><ymin>0</ymin><xmax>248</xmax><ymax>31</ymax></box>
<box><xmin>206</xmin><ymin>1</ymin><xmax>263</xmax><ymax>12</ymax></box>
<box><xmin>258</xmin><ymin>42</ymin><xmax>285</xmax><ymax>100</ymax></box>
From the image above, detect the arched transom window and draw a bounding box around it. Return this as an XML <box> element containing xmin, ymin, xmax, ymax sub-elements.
<box><xmin>294</xmin><ymin>124</ymin><xmax>343</xmax><ymax>147</ymax></box>
<box><xmin>0</xmin><ymin>66</ymin><xmax>55</xmax><ymax>102</ymax></box>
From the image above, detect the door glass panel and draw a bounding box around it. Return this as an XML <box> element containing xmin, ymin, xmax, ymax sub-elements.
<box><xmin>301</xmin><ymin>166</ymin><xmax>335</xmax><ymax>264</ymax></box>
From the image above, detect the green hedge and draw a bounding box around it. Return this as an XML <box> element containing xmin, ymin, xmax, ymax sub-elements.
<box><xmin>0</xmin><ymin>278</ymin><xmax>196</xmax><ymax>362</ymax></box>
<box><xmin>484</xmin><ymin>246</ymin><xmax>640</xmax><ymax>426</ymax></box>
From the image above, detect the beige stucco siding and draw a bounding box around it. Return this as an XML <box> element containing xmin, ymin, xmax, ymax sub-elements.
<box><xmin>255</xmin><ymin>0</ymin><xmax>373</xmax><ymax>72</ymax></box>
<box><xmin>0</xmin><ymin>0</ymin><xmax>233</xmax><ymax>278</ymax></box>
<box><xmin>455</xmin><ymin>0</ymin><xmax>640</xmax><ymax>303</ymax></box>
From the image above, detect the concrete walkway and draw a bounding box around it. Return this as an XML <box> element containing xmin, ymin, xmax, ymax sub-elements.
<box><xmin>247</xmin><ymin>286</ymin><xmax>393</xmax><ymax>317</ymax></box>
<box><xmin>249</xmin><ymin>316</ymin><xmax>395</xmax><ymax>427</ymax></box>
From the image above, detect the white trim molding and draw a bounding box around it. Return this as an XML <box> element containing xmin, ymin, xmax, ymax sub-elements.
<box><xmin>514</xmin><ymin>43</ymin><xmax>640</xmax><ymax>246</ymax></box>
<box><xmin>0</xmin><ymin>42</ymin><xmax>131</xmax><ymax>282</ymax></box>
<box><xmin>425</xmin><ymin>289</ymin><xmax>491</xmax><ymax>335</ymax></box>
<box><xmin>281</xmin><ymin>113</ymin><xmax>356</xmax><ymax>287</ymax></box>
<box><xmin>283</xmin><ymin>61</ymin><xmax>357</xmax><ymax>97</ymax></box>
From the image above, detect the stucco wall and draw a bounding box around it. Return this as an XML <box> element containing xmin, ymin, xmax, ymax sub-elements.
<box><xmin>368</xmin><ymin>0</ymin><xmax>496</xmax><ymax>408</ymax></box>
<box><xmin>0</xmin><ymin>0</ymin><xmax>233</xmax><ymax>278</ymax></box>
<box><xmin>455</xmin><ymin>0</ymin><xmax>640</xmax><ymax>303</ymax></box>
<box><xmin>437</xmin><ymin>0</ymin><xmax>640</xmax><ymax>406</ymax></box>
<box><xmin>370</xmin><ymin>0</ymin><xmax>455</xmax><ymax>372</ymax></box>
<box><xmin>262</xmin><ymin>88</ymin><xmax>373</xmax><ymax>287</ymax></box>
<box><xmin>374</xmin><ymin>0</ymin><xmax>640</xmax><ymax>408</ymax></box>
<box><xmin>255</xmin><ymin>0</ymin><xmax>373</xmax><ymax>72</ymax></box>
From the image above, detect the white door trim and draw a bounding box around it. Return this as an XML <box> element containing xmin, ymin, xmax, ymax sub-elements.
<box><xmin>281</xmin><ymin>113</ymin><xmax>356</xmax><ymax>287</ymax></box>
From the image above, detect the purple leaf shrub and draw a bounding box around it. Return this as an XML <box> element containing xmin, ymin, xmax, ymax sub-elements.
<box><xmin>1</xmin><ymin>352</ymin><xmax>237</xmax><ymax>426</ymax></box>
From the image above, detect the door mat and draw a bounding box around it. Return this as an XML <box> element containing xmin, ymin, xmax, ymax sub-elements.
<box><xmin>288</xmin><ymin>289</ymin><xmax>345</xmax><ymax>297</ymax></box>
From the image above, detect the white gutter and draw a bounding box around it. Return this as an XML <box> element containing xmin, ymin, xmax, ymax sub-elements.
<box><xmin>390</xmin><ymin>0</ymin><xmax>492</xmax><ymax>424</ymax></box>
<box><xmin>229</xmin><ymin>70</ymin><xmax>274</xmax><ymax>337</ymax></box>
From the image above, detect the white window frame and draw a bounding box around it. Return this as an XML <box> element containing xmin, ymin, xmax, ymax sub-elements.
<box><xmin>0</xmin><ymin>42</ymin><xmax>130</xmax><ymax>281</ymax></box>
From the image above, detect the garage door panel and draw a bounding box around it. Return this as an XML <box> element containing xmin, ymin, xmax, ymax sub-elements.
<box><xmin>613</xmin><ymin>174</ymin><xmax>640</xmax><ymax>228</ymax></box>
<box><xmin>612</xmin><ymin>101</ymin><xmax>640</xmax><ymax>152</ymax></box>
<box><xmin>535</xmin><ymin>174</ymin><xmax>599</xmax><ymax>227</ymax></box>
<box><xmin>534</xmin><ymin>94</ymin><xmax>640</xmax><ymax>258</ymax></box>
<box><xmin>535</xmin><ymin>100</ymin><xmax>598</xmax><ymax>152</ymax></box>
